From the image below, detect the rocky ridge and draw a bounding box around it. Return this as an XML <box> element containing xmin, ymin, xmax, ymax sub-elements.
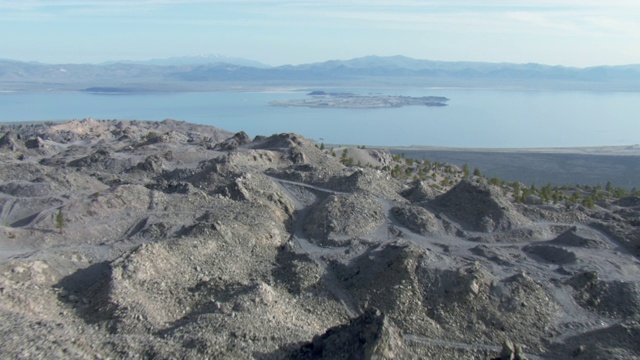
<box><xmin>1</xmin><ymin>119</ymin><xmax>639</xmax><ymax>359</ymax></box>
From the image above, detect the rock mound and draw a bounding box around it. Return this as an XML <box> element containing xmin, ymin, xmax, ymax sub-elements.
<box><xmin>67</xmin><ymin>148</ymin><xmax>132</xmax><ymax>173</ymax></box>
<box><xmin>0</xmin><ymin>131</ymin><xmax>25</xmax><ymax>152</ymax></box>
<box><xmin>24</xmin><ymin>136</ymin><xmax>48</xmax><ymax>150</ymax></box>
<box><xmin>49</xmin><ymin>118</ymin><xmax>106</xmax><ymax>136</ymax></box>
<box><xmin>391</xmin><ymin>205</ymin><xmax>440</xmax><ymax>235</ymax></box>
<box><xmin>336</xmin><ymin>147</ymin><xmax>395</xmax><ymax>168</ymax></box>
<box><xmin>304</xmin><ymin>194</ymin><xmax>384</xmax><ymax>246</ymax></box>
<box><xmin>251</xmin><ymin>133</ymin><xmax>308</xmax><ymax>150</ymax></box>
<box><xmin>334</xmin><ymin>243</ymin><xmax>439</xmax><ymax>334</ymax></box>
<box><xmin>400</xmin><ymin>180</ymin><xmax>439</xmax><ymax>202</ymax></box>
<box><xmin>132</xmin><ymin>154</ymin><xmax>166</xmax><ymax>173</ymax></box>
<box><xmin>431</xmin><ymin>180</ymin><xmax>531</xmax><ymax>232</ymax></box>
<box><xmin>289</xmin><ymin>308</ymin><xmax>413</xmax><ymax>360</ymax></box>
<box><xmin>416</xmin><ymin>269</ymin><xmax>559</xmax><ymax>346</ymax></box>
<box><xmin>567</xmin><ymin>271</ymin><xmax>640</xmax><ymax>318</ymax></box>
<box><xmin>524</xmin><ymin>245</ymin><xmax>578</xmax><ymax>264</ymax></box>
<box><xmin>470</xmin><ymin>245</ymin><xmax>516</xmax><ymax>266</ymax></box>
<box><xmin>327</xmin><ymin>168</ymin><xmax>404</xmax><ymax>200</ymax></box>
<box><xmin>213</xmin><ymin>131</ymin><xmax>251</xmax><ymax>151</ymax></box>
<box><xmin>160</xmin><ymin>156</ymin><xmax>236</xmax><ymax>192</ymax></box>
<box><xmin>548</xmin><ymin>226</ymin><xmax>611</xmax><ymax>249</ymax></box>
<box><xmin>336</xmin><ymin>242</ymin><xmax>559</xmax><ymax>346</ymax></box>
<box><xmin>62</xmin><ymin>232</ymin><xmax>347</xmax><ymax>358</ymax></box>
<box><xmin>272</xmin><ymin>251</ymin><xmax>324</xmax><ymax>295</ymax></box>
<box><xmin>247</xmin><ymin>133</ymin><xmax>346</xmax><ymax>174</ymax></box>
<box><xmin>141</xmin><ymin>130</ymin><xmax>189</xmax><ymax>146</ymax></box>
<box><xmin>549</xmin><ymin>322</ymin><xmax>640</xmax><ymax>359</ymax></box>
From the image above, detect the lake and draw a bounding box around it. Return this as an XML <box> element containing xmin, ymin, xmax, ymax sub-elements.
<box><xmin>1</xmin><ymin>89</ymin><xmax>638</xmax><ymax>147</ymax></box>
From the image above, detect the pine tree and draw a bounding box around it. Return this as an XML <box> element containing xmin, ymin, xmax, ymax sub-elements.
<box><xmin>56</xmin><ymin>209</ymin><xmax>64</xmax><ymax>234</ymax></box>
<box><xmin>341</xmin><ymin>148</ymin><xmax>348</xmax><ymax>162</ymax></box>
<box><xmin>489</xmin><ymin>177</ymin><xmax>502</xmax><ymax>186</ymax></box>
<box><xmin>583</xmin><ymin>196</ymin><xmax>595</xmax><ymax>209</ymax></box>
<box><xmin>462</xmin><ymin>163</ymin><xmax>470</xmax><ymax>178</ymax></box>
<box><xmin>512</xmin><ymin>182</ymin><xmax>521</xmax><ymax>203</ymax></box>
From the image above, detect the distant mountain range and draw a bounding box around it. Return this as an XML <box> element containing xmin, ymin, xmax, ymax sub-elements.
<box><xmin>1</xmin><ymin>55</ymin><xmax>639</xmax><ymax>92</ymax></box>
<box><xmin>101</xmin><ymin>54</ymin><xmax>272</xmax><ymax>68</ymax></box>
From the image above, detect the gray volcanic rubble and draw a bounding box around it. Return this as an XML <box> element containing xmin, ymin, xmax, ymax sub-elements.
<box><xmin>289</xmin><ymin>308</ymin><xmax>411</xmax><ymax>359</ymax></box>
<box><xmin>1</xmin><ymin>119</ymin><xmax>640</xmax><ymax>359</ymax></box>
<box><xmin>431</xmin><ymin>180</ymin><xmax>532</xmax><ymax>233</ymax></box>
<box><xmin>304</xmin><ymin>193</ymin><xmax>384</xmax><ymax>247</ymax></box>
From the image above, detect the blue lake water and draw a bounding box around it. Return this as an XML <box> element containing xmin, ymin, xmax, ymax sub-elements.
<box><xmin>1</xmin><ymin>89</ymin><xmax>638</xmax><ymax>147</ymax></box>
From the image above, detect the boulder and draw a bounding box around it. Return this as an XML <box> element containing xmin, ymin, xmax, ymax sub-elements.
<box><xmin>289</xmin><ymin>308</ymin><xmax>414</xmax><ymax>360</ymax></box>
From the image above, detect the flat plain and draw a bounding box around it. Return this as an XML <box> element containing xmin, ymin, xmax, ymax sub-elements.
<box><xmin>387</xmin><ymin>146</ymin><xmax>640</xmax><ymax>189</ymax></box>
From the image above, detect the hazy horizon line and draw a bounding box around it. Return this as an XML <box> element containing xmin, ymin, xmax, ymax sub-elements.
<box><xmin>2</xmin><ymin>54</ymin><xmax>639</xmax><ymax>69</ymax></box>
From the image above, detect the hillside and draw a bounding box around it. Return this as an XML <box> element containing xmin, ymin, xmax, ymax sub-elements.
<box><xmin>1</xmin><ymin>119</ymin><xmax>639</xmax><ymax>358</ymax></box>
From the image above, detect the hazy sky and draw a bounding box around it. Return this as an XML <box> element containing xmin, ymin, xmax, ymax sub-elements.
<box><xmin>1</xmin><ymin>0</ymin><xmax>639</xmax><ymax>67</ymax></box>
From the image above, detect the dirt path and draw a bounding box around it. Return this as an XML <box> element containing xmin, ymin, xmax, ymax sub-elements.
<box><xmin>271</xmin><ymin>177</ymin><xmax>360</xmax><ymax>317</ymax></box>
<box><xmin>404</xmin><ymin>334</ymin><xmax>559</xmax><ymax>360</ymax></box>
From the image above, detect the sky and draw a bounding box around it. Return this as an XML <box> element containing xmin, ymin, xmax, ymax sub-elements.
<box><xmin>1</xmin><ymin>0</ymin><xmax>640</xmax><ymax>67</ymax></box>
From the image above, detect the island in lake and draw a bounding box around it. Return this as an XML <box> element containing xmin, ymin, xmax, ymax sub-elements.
<box><xmin>271</xmin><ymin>91</ymin><xmax>449</xmax><ymax>108</ymax></box>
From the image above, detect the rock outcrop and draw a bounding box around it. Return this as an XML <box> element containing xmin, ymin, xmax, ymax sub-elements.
<box><xmin>290</xmin><ymin>308</ymin><xmax>413</xmax><ymax>360</ymax></box>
